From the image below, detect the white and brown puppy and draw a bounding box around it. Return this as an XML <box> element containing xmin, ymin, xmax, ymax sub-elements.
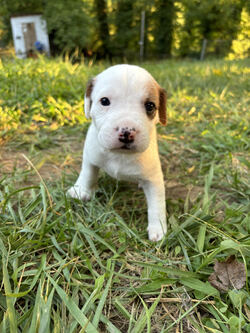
<box><xmin>67</xmin><ymin>64</ymin><xmax>167</xmax><ymax>241</ymax></box>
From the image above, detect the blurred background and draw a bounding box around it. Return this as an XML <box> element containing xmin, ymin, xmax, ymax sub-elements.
<box><xmin>0</xmin><ymin>0</ymin><xmax>249</xmax><ymax>61</ymax></box>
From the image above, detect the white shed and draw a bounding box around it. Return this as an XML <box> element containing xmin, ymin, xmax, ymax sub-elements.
<box><xmin>10</xmin><ymin>14</ymin><xmax>50</xmax><ymax>58</ymax></box>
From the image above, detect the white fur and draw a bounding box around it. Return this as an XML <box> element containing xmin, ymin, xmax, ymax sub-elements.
<box><xmin>67</xmin><ymin>65</ymin><xmax>167</xmax><ymax>241</ymax></box>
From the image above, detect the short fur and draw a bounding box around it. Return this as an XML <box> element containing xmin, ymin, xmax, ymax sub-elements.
<box><xmin>67</xmin><ymin>64</ymin><xmax>167</xmax><ymax>241</ymax></box>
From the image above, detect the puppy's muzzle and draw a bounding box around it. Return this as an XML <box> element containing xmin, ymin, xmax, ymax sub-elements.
<box><xmin>118</xmin><ymin>127</ymin><xmax>136</xmax><ymax>145</ymax></box>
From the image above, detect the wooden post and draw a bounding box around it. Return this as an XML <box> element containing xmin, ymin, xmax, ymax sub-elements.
<box><xmin>139</xmin><ymin>11</ymin><xmax>145</xmax><ymax>61</ymax></box>
<box><xmin>200</xmin><ymin>38</ymin><xmax>207</xmax><ymax>60</ymax></box>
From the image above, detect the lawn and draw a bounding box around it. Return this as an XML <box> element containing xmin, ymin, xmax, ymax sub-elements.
<box><xmin>0</xmin><ymin>56</ymin><xmax>249</xmax><ymax>332</ymax></box>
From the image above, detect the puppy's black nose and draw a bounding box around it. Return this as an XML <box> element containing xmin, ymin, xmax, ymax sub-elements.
<box><xmin>119</xmin><ymin>127</ymin><xmax>136</xmax><ymax>144</ymax></box>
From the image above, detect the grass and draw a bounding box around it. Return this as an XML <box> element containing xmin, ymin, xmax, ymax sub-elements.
<box><xmin>0</xmin><ymin>55</ymin><xmax>249</xmax><ymax>332</ymax></box>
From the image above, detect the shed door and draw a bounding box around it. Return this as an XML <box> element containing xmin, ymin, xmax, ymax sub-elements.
<box><xmin>22</xmin><ymin>22</ymin><xmax>37</xmax><ymax>54</ymax></box>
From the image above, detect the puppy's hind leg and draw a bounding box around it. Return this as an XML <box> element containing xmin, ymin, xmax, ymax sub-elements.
<box><xmin>67</xmin><ymin>159</ymin><xmax>99</xmax><ymax>201</ymax></box>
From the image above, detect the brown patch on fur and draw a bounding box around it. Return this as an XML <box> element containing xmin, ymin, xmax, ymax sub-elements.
<box><xmin>159</xmin><ymin>88</ymin><xmax>167</xmax><ymax>125</ymax></box>
<box><xmin>85</xmin><ymin>79</ymin><xmax>95</xmax><ymax>116</ymax></box>
<box><xmin>86</xmin><ymin>79</ymin><xmax>94</xmax><ymax>97</ymax></box>
<box><xmin>144</xmin><ymin>81</ymin><xmax>159</xmax><ymax>120</ymax></box>
<box><xmin>145</xmin><ymin>81</ymin><xmax>167</xmax><ymax>125</ymax></box>
<box><xmin>145</xmin><ymin>81</ymin><xmax>159</xmax><ymax>103</ymax></box>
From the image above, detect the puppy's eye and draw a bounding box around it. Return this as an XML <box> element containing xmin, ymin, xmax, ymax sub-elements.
<box><xmin>145</xmin><ymin>101</ymin><xmax>156</xmax><ymax>115</ymax></box>
<box><xmin>100</xmin><ymin>97</ymin><xmax>110</xmax><ymax>106</ymax></box>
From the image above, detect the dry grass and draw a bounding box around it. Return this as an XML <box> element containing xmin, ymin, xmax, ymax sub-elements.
<box><xmin>0</xmin><ymin>57</ymin><xmax>249</xmax><ymax>332</ymax></box>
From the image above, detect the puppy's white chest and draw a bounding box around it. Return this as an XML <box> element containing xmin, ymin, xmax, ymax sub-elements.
<box><xmin>101</xmin><ymin>153</ymin><xmax>142</xmax><ymax>182</ymax></box>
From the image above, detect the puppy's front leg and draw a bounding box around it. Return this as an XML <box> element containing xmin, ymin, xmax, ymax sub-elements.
<box><xmin>67</xmin><ymin>158</ymin><xmax>99</xmax><ymax>201</ymax></box>
<box><xmin>142</xmin><ymin>177</ymin><xmax>167</xmax><ymax>241</ymax></box>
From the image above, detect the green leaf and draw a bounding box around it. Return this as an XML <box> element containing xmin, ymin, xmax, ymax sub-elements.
<box><xmin>197</xmin><ymin>239</ymin><xmax>244</xmax><ymax>271</ymax></box>
<box><xmin>180</xmin><ymin>278</ymin><xmax>219</xmax><ymax>296</ymax></box>
<box><xmin>227</xmin><ymin>315</ymin><xmax>245</xmax><ymax>333</ymax></box>
<box><xmin>220</xmin><ymin>239</ymin><xmax>242</xmax><ymax>250</ymax></box>
<box><xmin>135</xmin><ymin>278</ymin><xmax>175</xmax><ymax>293</ymax></box>
<box><xmin>228</xmin><ymin>289</ymin><xmax>248</xmax><ymax>308</ymax></box>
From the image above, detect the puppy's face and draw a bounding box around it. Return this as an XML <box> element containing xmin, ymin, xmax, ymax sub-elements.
<box><xmin>84</xmin><ymin>65</ymin><xmax>167</xmax><ymax>153</ymax></box>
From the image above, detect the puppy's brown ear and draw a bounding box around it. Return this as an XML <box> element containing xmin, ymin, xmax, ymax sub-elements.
<box><xmin>159</xmin><ymin>88</ymin><xmax>167</xmax><ymax>125</ymax></box>
<box><xmin>84</xmin><ymin>79</ymin><xmax>95</xmax><ymax>119</ymax></box>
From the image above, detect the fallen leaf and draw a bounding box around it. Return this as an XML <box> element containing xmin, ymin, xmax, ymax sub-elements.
<box><xmin>208</xmin><ymin>255</ymin><xmax>246</xmax><ymax>293</ymax></box>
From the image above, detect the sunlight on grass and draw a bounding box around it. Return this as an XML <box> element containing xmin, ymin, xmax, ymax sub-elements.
<box><xmin>0</xmin><ymin>57</ymin><xmax>249</xmax><ymax>332</ymax></box>
<box><xmin>0</xmin><ymin>56</ymin><xmax>99</xmax><ymax>134</ymax></box>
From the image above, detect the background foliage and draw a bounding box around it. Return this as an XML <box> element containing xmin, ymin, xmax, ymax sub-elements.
<box><xmin>0</xmin><ymin>0</ymin><xmax>249</xmax><ymax>331</ymax></box>
<box><xmin>0</xmin><ymin>0</ymin><xmax>249</xmax><ymax>60</ymax></box>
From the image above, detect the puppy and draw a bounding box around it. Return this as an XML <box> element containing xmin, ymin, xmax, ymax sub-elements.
<box><xmin>67</xmin><ymin>64</ymin><xmax>167</xmax><ymax>241</ymax></box>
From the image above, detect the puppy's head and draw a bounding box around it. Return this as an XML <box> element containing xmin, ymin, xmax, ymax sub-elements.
<box><xmin>84</xmin><ymin>64</ymin><xmax>167</xmax><ymax>153</ymax></box>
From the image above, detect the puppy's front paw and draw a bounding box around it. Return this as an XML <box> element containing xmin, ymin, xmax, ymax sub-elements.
<box><xmin>67</xmin><ymin>186</ymin><xmax>92</xmax><ymax>201</ymax></box>
<box><xmin>147</xmin><ymin>223</ymin><xmax>167</xmax><ymax>242</ymax></box>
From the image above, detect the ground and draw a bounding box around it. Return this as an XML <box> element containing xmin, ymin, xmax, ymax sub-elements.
<box><xmin>0</xmin><ymin>57</ymin><xmax>249</xmax><ymax>332</ymax></box>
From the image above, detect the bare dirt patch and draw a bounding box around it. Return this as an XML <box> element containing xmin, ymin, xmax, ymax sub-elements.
<box><xmin>0</xmin><ymin>134</ymin><xmax>83</xmax><ymax>183</ymax></box>
<box><xmin>1</xmin><ymin>132</ymin><xmax>202</xmax><ymax>204</ymax></box>
<box><xmin>165</xmin><ymin>180</ymin><xmax>203</xmax><ymax>202</ymax></box>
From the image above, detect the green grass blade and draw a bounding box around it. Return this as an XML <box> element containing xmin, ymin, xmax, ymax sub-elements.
<box><xmin>0</xmin><ymin>312</ymin><xmax>8</xmax><ymax>333</ymax></box>
<box><xmin>180</xmin><ymin>277</ymin><xmax>219</xmax><ymax>296</ymax></box>
<box><xmin>2</xmin><ymin>257</ymin><xmax>18</xmax><ymax>333</ymax></box>
<box><xmin>6</xmin><ymin>253</ymin><xmax>46</xmax><ymax>297</ymax></box>
<box><xmin>92</xmin><ymin>263</ymin><xmax>114</xmax><ymax>328</ymax></box>
<box><xmin>28</xmin><ymin>280</ymin><xmax>42</xmax><ymax>333</ymax></box>
<box><xmin>47</xmin><ymin>275</ymin><xmax>99</xmax><ymax>333</ymax></box>
<box><xmin>203</xmin><ymin>164</ymin><xmax>214</xmax><ymax>212</ymax></box>
<box><xmin>131</xmin><ymin>293</ymin><xmax>161</xmax><ymax>333</ymax></box>
<box><xmin>76</xmin><ymin>223</ymin><xmax>117</xmax><ymax>254</ymax></box>
<box><xmin>197</xmin><ymin>225</ymin><xmax>207</xmax><ymax>253</ymax></box>
<box><xmin>70</xmin><ymin>287</ymin><xmax>122</xmax><ymax>333</ymax></box>
<box><xmin>1</xmin><ymin>58</ymin><xmax>249</xmax><ymax>333</ymax></box>
<box><xmin>132</xmin><ymin>261</ymin><xmax>199</xmax><ymax>278</ymax></box>
<box><xmin>99</xmin><ymin>314</ymin><xmax>122</xmax><ymax>333</ymax></box>
<box><xmin>38</xmin><ymin>285</ymin><xmax>55</xmax><ymax>333</ymax></box>
<box><xmin>114</xmin><ymin>299</ymin><xmax>136</xmax><ymax>323</ymax></box>
<box><xmin>164</xmin><ymin>297</ymin><xmax>208</xmax><ymax>332</ymax></box>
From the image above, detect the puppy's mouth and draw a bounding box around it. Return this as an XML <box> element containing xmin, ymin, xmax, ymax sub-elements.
<box><xmin>121</xmin><ymin>144</ymin><xmax>132</xmax><ymax>150</ymax></box>
<box><xmin>111</xmin><ymin>143</ymin><xmax>136</xmax><ymax>153</ymax></box>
